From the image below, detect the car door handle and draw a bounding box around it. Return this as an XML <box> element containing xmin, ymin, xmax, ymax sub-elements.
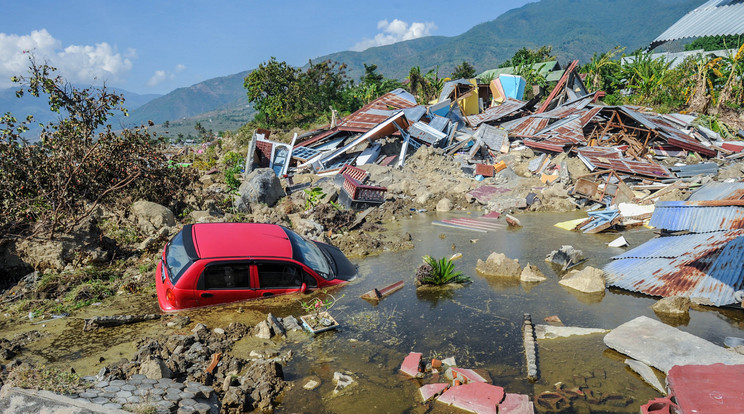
<box><xmin>262</xmin><ymin>292</ymin><xmax>274</xmax><ymax>297</ymax></box>
<box><xmin>200</xmin><ymin>293</ymin><xmax>213</xmax><ymax>298</ymax></box>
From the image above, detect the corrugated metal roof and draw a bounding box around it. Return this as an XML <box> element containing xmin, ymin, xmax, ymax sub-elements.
<box><xmin>504</xmin><ymin>116</ymin><xmax>551</xmax><ymax>137</ymax></box>
<box><xmin>465</xmin><ymin>98</ymin><xmax>528</xmax><ymax>127</ymax></box>
<box><xmin>604</xmin><ymin>230</ymin><xmax>744</xmax><ymax>306</ymax></box>
<box><xmin>576</xmin><ymin>147</ymin><xmax>673</xmax><ymax>179</ymax></box>
<box><xmin>669</xmin><ymin>162</ymin><xmax>719</xmax><ymax>177</ymax></box>
<box><xmin>337</xmin><ymin>88</ymin><xmax>417</xmax><ymax>131</ymax></box>
<box><xmin>688</xmin><ymin>181</ymin><xmax>744</xmax><ymax>201</ymax></box>
<box><xmin>651</xmin><ymin>0</ymin><xmax>744</xmax><ymax>49</ymax></box>
<box><xmin>649</xmin><ymin>201</ymin><xmax>744</xmax><ymax>232</ymax></box>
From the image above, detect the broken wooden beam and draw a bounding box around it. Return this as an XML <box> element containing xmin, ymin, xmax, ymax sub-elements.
<box><xmin>361</xmin><ymin>280</ymin><xmax>404</xmax><ymax>301</ymax></box>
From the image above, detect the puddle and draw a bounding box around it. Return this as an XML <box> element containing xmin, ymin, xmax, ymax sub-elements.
<box><xmin>3</xmin><ymin>210</ymin><xmax>744</xmax><ymax>413</ymax></box>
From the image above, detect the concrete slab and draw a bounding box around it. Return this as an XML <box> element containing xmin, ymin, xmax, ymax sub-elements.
<box><xmin>603</xmin><ymin>316</ymin><xmax>744</xmax><ymax>373</ymax></box>
<box><xmin>0</xmin><ymin>386</ymin><xmax>129</xmax><ymax>413</ymax></box>
<box><xmin>624</xmin><ymin>359</ymin><xmax>666</xmax><ymax>394</ymax></box>
<box><xmin>437</xmin><ymin>382</ymin><xmax>504</xmax><ymax>414</ymax></box>
<box><xmin>419</xmin><ymin>383</ymin><xmax>449</xmax><ymax>402</ymax></box>
<box><xmin>535</xmin><ymin>324</ymin><xmax>609</xmax><ymax>339</ymax></box>
<box><xmin>667</xmin><ymin>364</ymin><xmax>744</xmax><ymax>413</ymax></box>
<box><xmin>400</xmin><ymin>352</ymin><xmax>423</xmax><ymax>377</ymax></box>
<box><xmin>499</xmin><ymin>393</ymin><xmax>534</xmax><ymax>414</ymax></box>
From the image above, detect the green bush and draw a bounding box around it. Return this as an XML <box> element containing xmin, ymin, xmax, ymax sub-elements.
<box><xmin>417</xmin><ymin>255</ymin><xmax>470</xmax><ymax>286</ymax></box>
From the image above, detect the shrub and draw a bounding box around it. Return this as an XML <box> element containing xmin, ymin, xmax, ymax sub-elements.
<box><xmin>416</xmin><ymin>255</ymin><xmax>470</xmax><ymax>286</ymax></box>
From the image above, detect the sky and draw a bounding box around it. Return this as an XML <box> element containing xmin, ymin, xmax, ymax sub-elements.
<box><xmin>0</xmin><ymin>0</ymin><xmax>535</xmax><ymax>95</ymax></box>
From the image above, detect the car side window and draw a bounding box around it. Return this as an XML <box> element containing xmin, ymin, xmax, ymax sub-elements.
<box><xmin>303</xmin><ymin>271</ymin><xmax>318</xmax><ymax>288</ymax></box>
<box><xmin>202</xmin><ymin>263</ymin><xmax>252</xmax><ymax>289</ymax></box>
<box><xmin>257</xmin><ymin>262</ymin><xmax>303</xmax><ymax>289</ymax></box>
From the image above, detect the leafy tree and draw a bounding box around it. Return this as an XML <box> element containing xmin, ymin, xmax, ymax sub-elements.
<box><xmin>580</xmin><ymin>46</ymin><xmax>625</xmax><ymax>92</ymax></box>
<box><xmin>450</xmin><ymin>61</ymin><xmax>476</xmax><ymax>79</ymax></box>
<box><xmin>500</xmin><ymin>46</ymin><xmax>554</xmax><ymax>68</ymax></box>
<box><xmin>0</xmin><ymin>57</ymin><xmax>194</xmax><ymax>238</ymax></box>
<box><xmin>244</xmin><ymin>57</ymin><xmax>301</xmax><ymax>127</ymax></box>
<box><xmin>300</xmin><ymin>59</ymin><xmax>349</xmax><ymax>117</ymax></box>
<box><xmin>406</xmin><ymin>66</ymin><xmax>443</xmax><ymax>104</ymax></box>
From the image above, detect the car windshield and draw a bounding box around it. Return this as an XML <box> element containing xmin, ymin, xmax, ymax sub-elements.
<box><xmin>165</xmin><ymin>231</ymin><xmax>192</xmax><ymax>283</ymax></box>
<box><xmin>285</xmin><ymin>228</ymin><xmax>333</xmax><ymax>279</ymax></box>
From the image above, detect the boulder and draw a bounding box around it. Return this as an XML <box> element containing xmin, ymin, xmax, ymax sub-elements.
<box><xmin>138</xmin><ymin>356</ymin><xmax>173</xmax><ymax>379</ymax></box>
<box><xmin>520</xmin><ymin>264</ymin><xmax>547</xmax><ymax>282</ymax></box>
<box><xmin>234</xmin><ymin>168</ymin><xmax>286</xmax><ymax>210</ymax></box>
<box><xmin>254</xmin><ymin>321</ymin><xmax>272</xmax><ymax>339</ymax></box>
<box><xmin>476</xmin><ymin>253</ymin><xmax>522</xmax><ymax>278</ymax></box>
<box><xmin>651</xmin><ymin>296</ymin><xmax>692</xmax><ymax>316</ymax></box>
<box><xmin>436</xmin><ymin>198</ymin><xmax>453</xmax><ymax>212</ymax></box>
<box><xmin>559</xmin><ymin>266</ymin><xmax>606</xmax><ymax>294</ymax></box>
<box><xmin>131</xmin><ymin>200</ymin><xmax>176</xmax><ymax>233</ymax></box>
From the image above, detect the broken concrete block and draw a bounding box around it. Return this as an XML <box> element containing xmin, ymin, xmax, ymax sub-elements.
<box><xmin>604</xmin><ymin>316</ymin><xmax>744</xmax><ymax>373</ymax></box>
<box><xmin>545</xmin><ymin>245</ymin><xmax>584</xmax><ymax>267</ymax></box>
<box><xmin>400</xmin><ymin>352</ymin><xmax>423</xmax><ymax>377</ymax></box>
<box><xmin>558</xmin><ymin>266</ymin><xmax>606</xmax><ymax>294</ymax></box>
<box><xmin>624</xmin><ymin>359</ymin><xmax>666</xmax><ymax>394</ymax></box>
<box><xmin>419</xmin><ymin>383</ymin><xmax>449</xmax><ymax>402</ymax></box>
<box><xmin>476</xmin><ymin>252</ymin><xmax>522</xmax><ymax>278</ymax></box>
<box><xmin>535</xmin><ymin>325</ymin><xmax>609</xmax><ymax>339</ymax></box>
<box><xmin>651</xmin><ymin>296</ymin><xmax>691</xmax><ymax>316</ymax></box>
<box><xmin>520</xmin><ymin>264</ymin><xmax>546</xmax><ymax>282</ymax></box>
<box><xmin>437</xmin><ymin>382</ymin><xmax>505</xmax><ymax>414</ymax></box>
<box><xmin>450</xmin><ymin>367</ymin><xmax>489</xmax><ymax>383</ymax></box>
<box><xmin>333</xmin><ymin>372</ymin><xmax>354</xmax><ymax>394</ymax></box>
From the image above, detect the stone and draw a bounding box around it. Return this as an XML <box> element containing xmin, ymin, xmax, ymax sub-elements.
<box><xmin>303</xmin><ymin>377</ymin><xmax>321</xmax><ymax>390</ymax></box>
<box><xmin>267</xmin><ymin>313</ymin><xmax>286</xmax><ymax>337</ymax></box>
<box><xmin>545</xmin><ymin>245</ymin><xmax>584</xmax><ymax>267</ymax></box>
<box><xmin>254</xmin><ymin>320</ymin><xmax>272</xmax><ymax>339</ymax></box>
<box><xmin>604</xmin><ymin>316</ymin><xmax>744</xmax><ymax>373</ymax></box>
<box><xmin>476</xmin><ymin>252</ymin><xmax>522</xmax><ymax>278</ymax></box>
<box><xmin>651</xmin><ymin>296</ymin><xmax>692</xmax><ymax>316</ymax></box>
<box><xmin>234</xmin><ymin>168</ymin><xmax>286</xmax><ymax>210</ymax></box>
<box><xmin>436</xmin><ymin>198</ymin><xmax>453</xmax><ymax>212</ymax></box>
<box><xmin>139</xmin><ymin>356</ymin><xmax>174</xmax><ymax>379</ymax></box>
<box><xmin>213</xmin><ymin>328</ymin><xmax>225</xmax><ymax>335</ymax></box>
<box><xmin>90</xmin><ymin>397</ymin><xmax>109</xmax><ymax>404</ymax></box>
<box><xmin>103</xmin><ymin>402</ymin><xmax>123</xmax><ymax>410</ymax></box>
<box><xmin>192</xmin><ymin>402</ymin><xmax>212</xmax><ymax>414</ymax></box>
<box><xmin>559</xmin><ymin>266</ymin><xmax>606</xmax><ymax>294</ymax></box>
<box><xmin>78</xmin><ymin>391</ymin><xmax>98</xmax><ymax>399</ymax></box>
<box><xmin>624</xmin><ymin>359</ymin><xmax>666</xmax><ymax>394</ymax></box>
<box><xmin>520</xmin><ymin>264</ymin><xmax>546</xmax><ymax>282</ymax></box>
<box><xmin>132</xmin><ymin>200</ymin><xmax>176</xmax><ymax>233</ymax></box>
<box><xmin>281</xmin><ymin>316</ymin><xmax>303</xmax><ymax>331</ymax></box>
<box><xmin>115</xmin><ymin>390</ymin><xmax>133</xmax><ymax>398</ymax></box>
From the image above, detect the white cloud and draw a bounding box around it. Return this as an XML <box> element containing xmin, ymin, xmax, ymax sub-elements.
<box><xmin>0</xmin><ymin>29</ymin><xmax>133</xmax><ymax>88</ymax></box>
<box><xmin>351</xmin><ymin>19</ymin><xmax>437</xmax><ymax>52</ymax></box>
<box><xmin>147</xmin><ymin>64</ymin><xmax>186</xmax><ymax>87</ymax></box>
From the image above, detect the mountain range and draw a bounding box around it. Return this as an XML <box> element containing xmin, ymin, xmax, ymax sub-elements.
<box><xmin>2</xmin><ymin>0</ymin><xmax>703</xmax><ymax>138</ymax></box>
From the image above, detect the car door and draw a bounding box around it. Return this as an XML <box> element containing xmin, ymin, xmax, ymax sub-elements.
<box><xmin>255</xmin><ymin>261</ymin><xmax>312</xmax><ymax>297</ymax></box>
<box><xmin>195</xmin><ymin>261</ymin><xmax>257</xmax><ymax>307</ymax></box>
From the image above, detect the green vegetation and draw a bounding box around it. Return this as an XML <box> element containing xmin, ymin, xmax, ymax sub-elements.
<box><xmin>417</xmin><ymin>255</ymin><xmax>470</xmax><ymax>286</ymax></box>
<box><xmin>685</xmin><ymin>34</ymin><xmax>744</xmax><ymax>52</ymax></box>
<box><xmin>303</xmin><ymin>187</ymin><xmax>326</xmax><ymax>210</ymax></box>
<box><xmin>6</xmin><ymin>364</ymin><xmax>87</xmax><ymax>394</ymax></box>
<box><xmin>450</xmin><ymin>61</ymin><xmax>477</xmax><ymax>79</ymax></box>
<box><xmin>0</xmin><ymin>57</ymin><xmax>196</xmax><ymax>238</ymax></box>
<box><xmin>222</xmin><ymin>151</ymin><xmax>244</xmax><ymax>193</ymax></box>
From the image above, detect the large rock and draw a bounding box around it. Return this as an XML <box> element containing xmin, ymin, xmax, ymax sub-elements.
<box><xmin>476</xmin><ymin>253</ymin><xmax>522</xmax><ymax>278</ymax></box>
<box><xmin>138</xmin><ymin>356</ymin><xmax>173</xmax><ymax>379</ymax></box>
<box><xmin>234</xmin><ymin>168</ymin><xmax>286</xmax><ymax>210</ymax></box>
<box><xmin>651</xmin><ymin>296</ymin><xmax>692</xmax><ymax>316</ymax></box>
<box><xmin>436</xmin><ymin>198</ymin><xmax>453</xmax><ymax>212</ymax></box>
<box><xmin>559</xmin><ymin>266</ymin><xmax>606</xmax><ymax>293</ymax></box>
<box><xmin>545</xmin><ymin>245</ymin><xmax>584</xmax><ymax>267</ymax></box>
<box><xmin>131</xmin><ymin>200</ymin><xmax>176</xmax><ymax>233</ymax></box>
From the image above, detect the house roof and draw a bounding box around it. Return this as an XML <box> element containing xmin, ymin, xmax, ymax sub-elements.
<box><xmin>650</xmin><ymin>0</ymin><xmax>744</xmax><ymax>49</ymax></box>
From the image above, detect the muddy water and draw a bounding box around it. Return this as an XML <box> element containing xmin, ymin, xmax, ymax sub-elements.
<box><xmin>4</xmin><ymin>210</ymin><xmax>744</xmax><ymax>413</ymax></box>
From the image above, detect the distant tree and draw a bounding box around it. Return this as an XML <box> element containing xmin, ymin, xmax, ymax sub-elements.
<box><xmin>450</xmin><ymin>61</ymin><xmax>476</xmax><ymax>79</ymax></box>
<box><xmin>499</xmin><ymin>46</ymin><xmax>555</xmax><ymax>68</ymax></box>
<box><xmin>163</xmin><ymin>120</ymin><xmax>170</xmax><ymax>128</ymax></box>
<box><xmin>685</xmin><ymin>35</ymin><xmax>744</xmax><ymax>52</ymax></box>
<box><xmin>361</xmin><ymin>64</ymin><xmax>384</xmax><ymax>88</ymax></box>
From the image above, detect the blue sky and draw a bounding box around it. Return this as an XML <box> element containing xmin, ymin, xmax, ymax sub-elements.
<box><xmin>0</xmin><ymin>1</ymin><xmax>535</xmax><ymax>95</ymax></box>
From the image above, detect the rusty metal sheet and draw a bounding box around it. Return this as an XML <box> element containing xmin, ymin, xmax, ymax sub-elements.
<box><xmin>465</xmin><ymin>98</ymin><xmax>528</xmax><ymax>127</ymax></box>
<box><xmin>649</xmin><ymin>201</ymin><xmax>744</xmax><ymax>232</ymax></box>
<box><xmin>505</xmin><ymin>117</ymin><xmax>551</xmax><ymax>137</ymax></box>
<box><xmin>576</xmin><ymin>148</ymin><xmax>673</xmax><ymax>179</ymax></box>
<box><xmin>523</xmin><ymin>139</ymin><xmax>567</xmax><ymax>153</ymax></box>
<box><xmin>688</xmin><ymin>182</ymin><xmax>744</xmax><ymax>201</ymax></box>
<box><xmin>604</xmin><ymin>230</ymin><xmax>744</xmax><ymax>306</ymax></box>
<box><xmin>337</xmin><ymin>89</ymin><xmax>417</xmax><ymax>131</ymax></box>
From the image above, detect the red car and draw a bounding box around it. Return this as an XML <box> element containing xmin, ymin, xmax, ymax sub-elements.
<box><xmin>156</xmin><ymin>223</ymin><xmax>356</xmax><ymax>312</ymax></box>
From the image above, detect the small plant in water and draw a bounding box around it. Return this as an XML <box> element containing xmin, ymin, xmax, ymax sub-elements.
<box><xmin>299</xmin><ymin>291</ymin><xmax>343</xmax><ymax>330</ymax></box>
<box><xmin>416</xmin><ymin>255</ymin><xmax>470</xmax><ymax>286</ymax></box>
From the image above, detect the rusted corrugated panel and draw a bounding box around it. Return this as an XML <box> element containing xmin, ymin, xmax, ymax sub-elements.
<box><xmin>688</xmin><ymin>182</ymin><xmax>744</xmax><ymax>201</ymax></box>
<box><xmin>465</xmin><ymin>98</ymin><xmax>527</xmax><ymax>126</ymax></box>
<box><xmin>538</xmin><ymin>96</ymin><xmax>595</xmax><ymax>119</ymax></box>
<box><xmin>337</xmin><ymin>89</ymin><xmax>417</xmax><ymax>131</ymax></box>
<box><xmin>524</xmin><ymin>139</ymin><xmax>566</xmax><ymax>153</ymax></box>
<box><xmin>649</xmin><ymin>201</ymin><xmax>744</xmax><ymax>232</ymax></box>
<box><xmin>505</xmin><ymin>117</ymin><xmax>551</xmax><ymax>137</ymax></box>
<box><xmin>604</xmin><ymin>230</ymin><xmax>744</xmax><ymax>306</ymax></box>
<box><xmin>577</xmin><ymin>148</ymin><xmax>673</xmax><ymax>179</ymax></box>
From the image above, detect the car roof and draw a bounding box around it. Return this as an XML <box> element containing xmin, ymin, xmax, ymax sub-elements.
<box><xmin>191</xmin><ymin>223</ymin><xmax>293</xmax><ymax>259</ymax></box>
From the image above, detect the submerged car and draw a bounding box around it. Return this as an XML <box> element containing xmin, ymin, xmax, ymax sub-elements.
<box><xmin>156</xmin><ymin>223</ymin><xmax>357</xmax><ymax>312</ymax></box>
